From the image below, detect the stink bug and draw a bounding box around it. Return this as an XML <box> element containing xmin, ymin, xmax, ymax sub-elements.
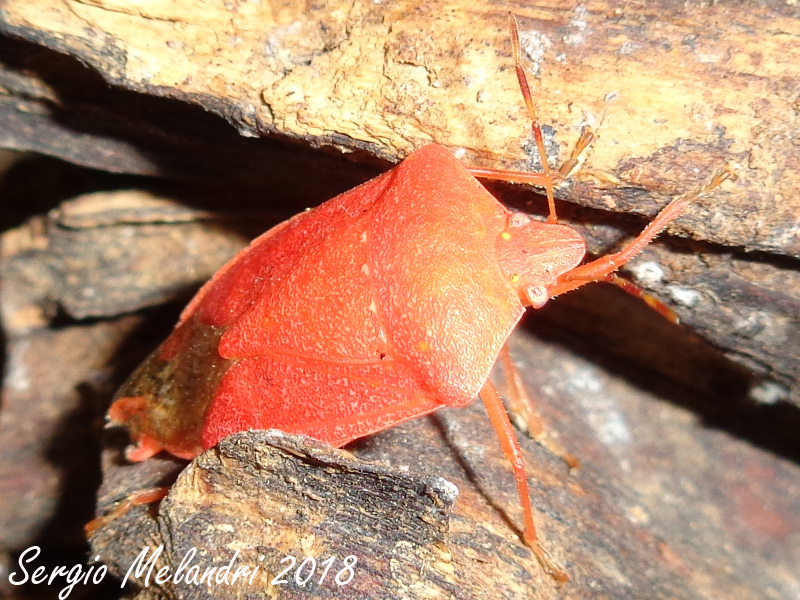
<box><xmin>104</xmin><ymin>14</ymin><xmax>730</xmax><ymax>580</ymax></box>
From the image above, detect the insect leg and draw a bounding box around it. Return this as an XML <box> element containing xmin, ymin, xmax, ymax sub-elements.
<box><xmin>498</xmin><ymin>344</ymin><xmax>579</xmax><ymax>470</ymax></box>
<box><xmin>468</xmin><ymin>126</ymin><xmax>594</xmax><ymax>188</ymax></box>
<box><xmin>507</xmin><ymin>12</ymin><xmax>557</xmax><ymax>224</ymax></box>
<box><xmin>557</xmin><ymin>126</ymin><xmax>595</xmax><ymax>180</ymax></box>
<box><xmin>469</xmin><ymin>16</ymin><xmax>596</xmax><ymax>225</ymax></box>
<box><xmin>479</xmin><ymin>379</ymin><xmax>568</xmax><ymax>582</ymax></box>
<box><xmin>603</xmin><ymin>273</ymin><xmax>680</xmax><ymax>324</ymax></box>
<box><xmin>548</xmin><ymin>168</ymin><xmax>732</xmax><ymax>297</ymax></box>
<box><xmin>85</xmin><ymin>487</ymin><xmax>170</xmax><ymax>536</ymax></box>
<box><xmin>467</xmin><ymin>167</ymin><xmax>555</xmax><ymax>188</ymax></box>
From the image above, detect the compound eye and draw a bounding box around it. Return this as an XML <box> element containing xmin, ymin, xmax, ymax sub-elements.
<box><xmin>523</xmin><ymin>285</ymin><xmax>549</xmax><ymax>308</ymax></box>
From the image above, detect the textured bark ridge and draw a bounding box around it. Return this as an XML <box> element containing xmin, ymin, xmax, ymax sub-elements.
<box><xmin>0</xmin><ymin>188</ymin><xmax>797</xmax><ymax>599</ymax></box>
<box><xmin>0</xmin><ymin>2</ymin><xmax>799</xmax><ymax>599</ymax></box>
<box><xmin>1</xmin><ymin>1</ymin><xmax>798</xmax><ymax>405</ymax></box>
<box><xmin>87</xmin><ymin>429</ymin><xmax>708</xmax><ymax>600</ymax></box>
<box><xmin>1</xmin><ymin>1</ymin><xmax>798</xmax><ymax>252</ymax></box>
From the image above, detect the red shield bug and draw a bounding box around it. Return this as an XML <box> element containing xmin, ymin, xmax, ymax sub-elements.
<box><xmin>102</xmin><ymin>13</ymin><xmax>731</xmax><ymax>581</ymax></box>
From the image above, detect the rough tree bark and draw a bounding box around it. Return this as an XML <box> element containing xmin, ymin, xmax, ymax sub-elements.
<box><xmin>0</xmin><ymin>2</ymin><xmax>799</xmax><ymax>599</ymax></box>
<box><xmin>1</xmin><ymin>0</ymin><xmax>798</xmax><ymax>403</ymax></box>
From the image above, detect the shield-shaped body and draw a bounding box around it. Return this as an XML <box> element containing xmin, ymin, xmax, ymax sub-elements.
<box><xmin>110</xmin><ymin>144</ymin><xmax>585</xmax><ymax>461</ymax></box>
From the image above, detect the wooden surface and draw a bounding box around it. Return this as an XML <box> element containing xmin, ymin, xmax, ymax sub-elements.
<box><xmin>1</xmin><ymin>0</ymin><xmax>798</xmax><ymax>254</ymax></box>
<box><xmin>0</xmin><ymin>176</ymin><xmax>796</xmax><ymax>600</ymax></box>
<box><xmin>0</xmin><ymin>2</ymin><xmax>799</xmax><ymax>599</ymax></box>
<box><xmin>1</xmin><ymin>1</ymin><xmax>799</xmax><ymax>405</ymax></box>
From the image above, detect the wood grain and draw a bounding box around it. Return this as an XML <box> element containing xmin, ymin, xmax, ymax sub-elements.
<box><xmin>0</xmin><ymin>4</ymin><xmax>799</xmax><ymax>598</ymax></box>
<box><xmin>1</xmin><ymin>1</ymin><xmax>798</xmax><ymax>253</ymax></box>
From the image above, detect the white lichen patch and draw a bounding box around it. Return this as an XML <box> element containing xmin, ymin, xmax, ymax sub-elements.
<box><xmin>626</xmin><ymin>504</ymin><xmax>651</xmax><ymax>526</ymax></box>
<box><xmin>518</xmin><ymin>30</ymin><xmax>553</xmax><ymax>77</ymax></box>
<box><xmin>6</xmin><ymin>339</ymin><xmax>31</xmax><ymax>392</ymax></box>
<box><xmin>749</xmin><ymin>379</ymin><xmax>789</xmax><ymax>405</ymax></box>
<box><xmin>564</xmin><ymin>364</ymin><xmax>632</xmax><ymax>447</ymax></box>
<box><xmin>666</xmin><ymin>285</ymin><xmax>702</xmax><ymax>308</ymax></box>
<box><xmin>628</xmin><ymin>260</ymin><xmax>665</xmax><ymax>287</ymax></box>
<box><xmin>563</xmin><ymin>5</ymin><xmax>589</xmax><ymax>46</ymax></box>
